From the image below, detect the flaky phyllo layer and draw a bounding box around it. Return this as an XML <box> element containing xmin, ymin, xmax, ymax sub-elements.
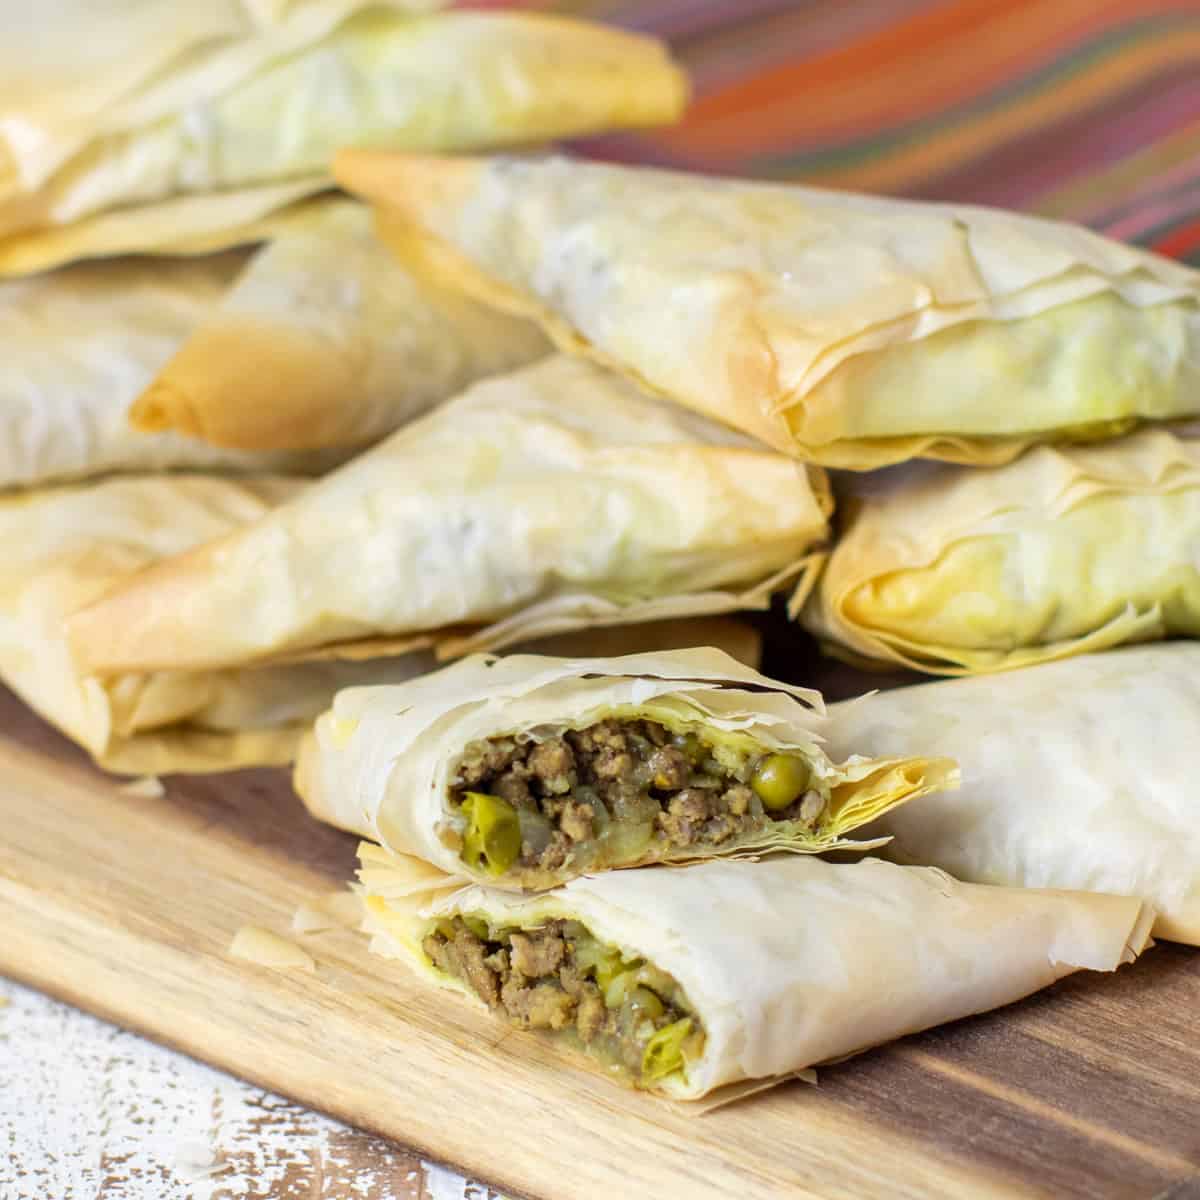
<box><xmin>359</xmin><ymin>852</ymin><xmax>1154</xmax><ymax>1100</ymax></box>
<box><xmin>804</xmin><ymin>429</ymin><xmax>1200</xmax><ymax>674</ymax></box>
<box><xmin>295</xmin><ymin>648</ymin><xmax>958</xmax><ymax>889</ymax></box>
<box><xmin>335</xmin><ymin>152</ymin><xmax>1200</xmax><ymax>470</ymax></box>
<box><xmin>127</xmin><ymin>200</ymin><xmax>550</xmax><ymax>454</ymax></box>
<box><xmin>0</xmin><ymin>250</ymin><xmax>336</xmax><ymax>490</ymax></box>
<box><xmin>66</xmin><ymin>357</ymin><xmax>833</xmax><ymax>676</ymax></box>
<box><xmin>0</xmin><ymin>10</ymin><xmax>688</xmax><ymax>274</ymax></box>
<box><xmin>0</xmin><ymin>473</ymin><xmax>437</xmax><ymax>773</ymax></box>
<box><xmin>827</xmin><ymin>642</ymin><xmax>1200</xmax><ymax>944</ymax></box>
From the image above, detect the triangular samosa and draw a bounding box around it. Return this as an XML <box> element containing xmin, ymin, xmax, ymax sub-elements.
<box><xmin>827</xmin><ymin>642</ymin><xmax>1200</xmax><ymax>944</ymax></box>
<box><xmin>67</xmin><ymin>356</ymin><xmax>832</xmax><ymax>674</ymax></box>
<box><xmin>336</xmin><ymin>151</ymin><xmax>1200</xmax><ymax>469</ymax></box>
<box><xmin>129</xmin><ymin>199</ymin><xmax>549</xmax><ymax>450</ymax></box>
<box><xmin>0</xmin><ymin>13</ymin><xmax>687</xmax><ymax>271</ymax></box>
<box><xmin>360</xmin><ymin>852</ymin><xmax>1152</xmax><ymax>1099</ymax></box>
<box><xmin>804</xmin><ymin>428</ymin><xmax>1200</xmax><ymax>672</ymax></box>
<box><xmin>0</xmin><ymin>473</ymin><xmax>426</xmax><ymax>773</ymax></box>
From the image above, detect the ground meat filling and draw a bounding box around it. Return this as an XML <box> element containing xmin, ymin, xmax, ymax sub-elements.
<box><xmin>423</xmin><ymin>917</ymin><xmax>703</xmax><ymax>1084</ymax></box>
<box><xmin>449</xmin><ymin>717</ymin><xmax>826</xmax><ymax>878</ymax></box>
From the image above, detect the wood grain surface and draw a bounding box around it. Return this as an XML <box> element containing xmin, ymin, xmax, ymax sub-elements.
<box><xmin>1</xmin><ymin>681</ymin><xmax>1199</xmax><ymax>1200</ymax></box>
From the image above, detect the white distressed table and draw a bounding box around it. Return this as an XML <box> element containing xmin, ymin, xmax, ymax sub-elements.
<box><xmin>0</xmin><ymin>979</ymin><xmax>497</xmax><ymax>1200</ymax></box>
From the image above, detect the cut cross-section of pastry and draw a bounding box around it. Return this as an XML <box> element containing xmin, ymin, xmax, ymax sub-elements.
<box><xmin>358</xmin><ymin>852</ymin><xmax>1153</xmax><ymax>1099</ymax></box>
<box><xmin>294</xmin><ymin>649</ymin><xmax>958</xmax><ymax>890</ymax></box>
<box><xmin>66</xmin><ymin>356</ymin><xmax>833</xmax><ymax>674</ymax></box>
<box><xmin>336</xmin><ymin>151</ymin><xmax>1200</xmax><ymax>469</ymax></box>
<box><xmin>804</xmin><ymin>428</ymin><xmax>1200</xmax><ymax>673</ymax></box>
<box><xmin>826</xmin><ymin>641</ymin><xmax>1200</xmax><ymax>944</ymax></box>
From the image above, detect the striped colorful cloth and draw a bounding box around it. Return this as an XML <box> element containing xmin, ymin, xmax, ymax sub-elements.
<box><xmin>465</xmin><ymin>0</ymin><xmax>1200</xmax><ymax>265</ymax></box>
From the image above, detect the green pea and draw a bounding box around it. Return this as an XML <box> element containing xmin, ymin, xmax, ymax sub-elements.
<box><xmin>751</xmin><ymin>754</ymin><xmax>812</xmax><ymax>812</ymax></box>
<box><xmin>671</xmin><ymin>731</ymin><xmax>706</xmax><ymax>764</ymax></box>
<box><xmin>460</xmin><ymin>791</ymin><xmax>521</xmax><ymax>877</ymax></box>
<box><xmin>604</xmin><ymin>968</ymin><xmax>636</xmax><ymax>1008</ymax></box>
<box><xmin>572</xmin><ymin>937</ymin><xmax>626</xmax><ymax>991</ymax></box>
<box><xmin>642</xmin><ymin>1017</ymin><xmax>693</xmax><ymax>1081</ymax></box>
<box><xmin>593</xmin><ymin>952</ymin><xmax>628</xmax><ymax>992</ymax></box>
<box><xmin>463</xmin><ymin>915</ymin><xmax>491</xmax><ymax>941</ymax></box>
<box><xmin>627</xmin><ymin>987</ymin><xmax>665</xmax><ymax>1022</ymax></box>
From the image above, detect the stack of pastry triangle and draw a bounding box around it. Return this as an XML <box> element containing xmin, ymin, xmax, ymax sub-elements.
<box><xmin>1</xmin><ymin>8</ymin><xmax>688</xmax><ymax>488</ymax></box>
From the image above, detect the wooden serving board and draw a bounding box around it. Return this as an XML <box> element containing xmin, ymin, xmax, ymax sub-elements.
<box><xmin>2</xmin><ymin>682</ymin><xmax>1200</xmax><ymax>1200</ymax></box>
